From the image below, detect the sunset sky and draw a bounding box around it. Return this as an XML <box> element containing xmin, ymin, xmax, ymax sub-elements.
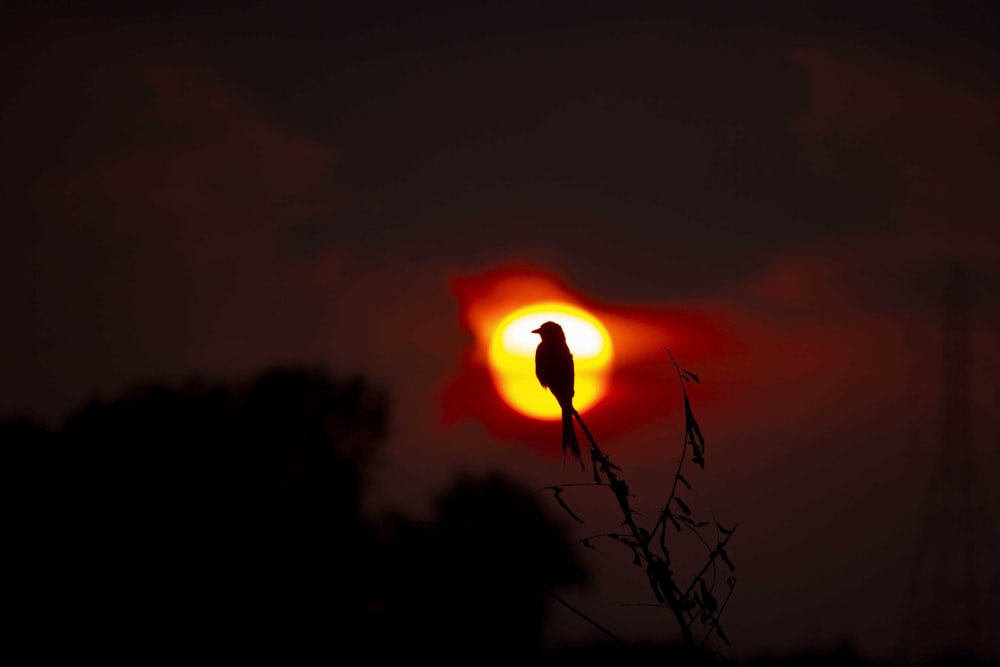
<box><xmin>3</xmin><ymin>2</ymin><xmax>999</xmax><ymax>660</ymax></box>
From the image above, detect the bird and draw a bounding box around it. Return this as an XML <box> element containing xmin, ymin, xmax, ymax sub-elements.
<box><xmin>532</xmin><ymin>321</ymin><xmax>582</xmax><ymax>467</ymax></box>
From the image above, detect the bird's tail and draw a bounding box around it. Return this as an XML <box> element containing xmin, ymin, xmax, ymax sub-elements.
<box><xmin>562</xmin><ymin>406</ymin><xmax>582</xmax><ymax>469</ymax></box>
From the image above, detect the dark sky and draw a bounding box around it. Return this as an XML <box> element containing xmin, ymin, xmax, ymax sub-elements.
<box><xmin>3</xmin><ymin>1</ymin><xmax>1000</xmax><ymax>660</ymax></box>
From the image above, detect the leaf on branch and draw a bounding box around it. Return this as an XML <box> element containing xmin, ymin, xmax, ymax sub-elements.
<box><xmin>677</xmin><ymin>473</ymin><xmax>692</xmax><ymax>490</ymax></box>
<box><xmin>699</xmin><ymin>579</ymin><xmax>718</xmax><ymax>614</ymax></box>
<box><xmin>682</xmin><ymin>368</ymin><xmax>701</xmax><ymax>384</ymax></box>
<box><xmin>716</xmin><ymin>521</ymin><xmax>737</xmax><ymax>537</ymax></box>
<box><xmin>590</xmin><ymin>450</ymin><xmax>602</xmax><ymax>484</ymax></box>
<box><xmin>550</xmin><ymin>487</ymin><xmax>584</xmax><ymax>523</ymax></box>
<box><xmin>688</xmin><ymin>432</ymin><xmax>705</xmax><ymax>468</ymax></box>
<box><xmin>684</xmin><ymin>395</ymin><xmax>706</xmax><ymax>468</ymax></box>
<box><xmin>607</xmin><ymin>534</ymin><xmax>643</xmax><ymax>567</ymax></box>
<box><xmin>638</xmin><ymin>527</ymin><xmax>651</xmax><ymax>545</ymax></box>
<box><xmin>689</xmin><ymin>420</ymin><xmax>704</xmax><ymax>450</ymax></box>
<box><xmin>675</xmin><ymin>496</ymin><xmax>692</xmax><ymax>515</ymax></box>
<box><xmin>612</xmin><ymin>536</ymin><xmax>637</xmax><ymax>549</ymax></box>
<box><xmin>581</xmin><ymin>538</ymin><xmax>597</xmax><ymax>551</ymax></box>
<box><xmin>679</xmin><ymin>516</ymin><xmax>707</xmax><ymax>528</ymax></box>
<box><xmin>715</xmin><ymin>625</ymin><xmax>731</xmax><ymax>646</ymax></box>
<box><xmin>646</xmin><ymin>570</ymin><xmax>666</xmax><ymax>604</ymax></box>
<box><xmin>718</xmin><ymin>546</ymin><xmax>735</xmax><ymax>572</ymax></box>
<box><xmin>666</xmin><ymin>510</ymin><xmax>682</xmax><ymax>532</ymax></box>
<box><xmin>726</xmin><ymin>576</ymin><xmax>736</xmax><ymax>591</ymax></box>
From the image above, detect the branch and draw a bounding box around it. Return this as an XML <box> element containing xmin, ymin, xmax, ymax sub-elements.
<box><xmin>699</xmin><ymin>579</ymin><xmax>736</xmax><ymax>649</ymax></box>
<box><xmin>573</xmin><ymin>407</ymin><xmax>695</xmax><ymax>648</ymax></box>
<box><xmin>546</xmin><ymin>590</ymin><xmax>624</xmax><ymax>646</ymax></box>
<box><xmin>682</xmin><ymin>525</ymin><xmax>739</xmax><ymax>604</ymax></box>
<box><xmin>650</xmin><ymin>348</ymin><xmax>694</xmax><ymax>543</ymax></box>
<box><xmin>543</xmin><ymin>349</ymin><xmax>735</xmax><ymax>654</ymax></box>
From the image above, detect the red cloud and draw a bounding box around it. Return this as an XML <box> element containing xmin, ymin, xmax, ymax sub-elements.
<box><xmin>792</xmin><ymin>45</ymin><xmax>1000</xmax><ymax>262</ymax></box>
<box><xmin>31</xmin><ymin>64</ymin><xmax>348</xmax><ymax>373</ymax></box>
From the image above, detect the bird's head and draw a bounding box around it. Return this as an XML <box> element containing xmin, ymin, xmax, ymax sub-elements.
<box><xmin>531</xmin><ymin>321</ymin><xmax>566</xmax><ymax>342</ymax></box>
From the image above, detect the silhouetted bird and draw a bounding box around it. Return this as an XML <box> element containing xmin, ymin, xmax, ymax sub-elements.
<box><xmin>532</xmin><ymin>321</ymin><xmax>582</xmax><ymax>467</ymax></box>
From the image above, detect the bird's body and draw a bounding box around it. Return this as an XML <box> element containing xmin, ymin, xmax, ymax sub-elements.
<box><xmin>532</xmin><ymin>321</ymin><xmax>582</xmax><ymax>467</ymax></box>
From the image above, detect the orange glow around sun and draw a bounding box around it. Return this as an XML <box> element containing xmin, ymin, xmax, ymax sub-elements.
<box><xmin>488</xmin><ymin>302</ymin><xmax>613</xmax><ymax>420</ymax></box>
<box><xmin>443</xmin><ymin>267</ymin><xmax>732</xmax><ymax>452</ymax></box>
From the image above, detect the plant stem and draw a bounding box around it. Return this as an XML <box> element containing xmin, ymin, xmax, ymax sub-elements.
<box><xmin>546</xmin><ymin>590</ymin><xmax>624</xmax><ymax>645</ymax></box>
<box><xmin>573</xmin><ymin>408</ymin><xmax>695</xmax><ymax>649</ymax></box>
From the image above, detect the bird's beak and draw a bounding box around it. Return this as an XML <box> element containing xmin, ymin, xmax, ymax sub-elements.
<box><xmin>531</xmin><ymin>327</ymin><xmax>541</xmax><ymax>334</ymax></box>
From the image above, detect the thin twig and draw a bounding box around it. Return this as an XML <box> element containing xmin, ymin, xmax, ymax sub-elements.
<box><xmin>700</xmin><ymin>581</ymin><xmax>736</xmax><ymax>649</ymax></box>
<box><xmin>546</xmin><ymin>590</ymin><xmax>625</xmax><ymax>645</ymax></box>
<box><xmin>532</xmin><ymin>482</ymin><xmax>606</xmax><ymax>495</ymax></box>
<box><xmin>650</xmin><ymin>348</ymin><xmax>693</xmax><ymax>543</ymax></box>
<box><xmin>545</xmin><ymin>350</ymin><xmax>735</xmax><ymax>654</ymax></box>
<box><xmin>679</xmin><ymin>519</ymin><xmax>720</xmax><ymax>597</ymax></box>
<box><xmin>573</xmin><ymin>407</ymin><xmax>695</xmax><ymax>648</ymax></box>
<box><xmin>682</xmin><ymin>527</ymin><xmax>738</xmax><ymax>604</ymax></box>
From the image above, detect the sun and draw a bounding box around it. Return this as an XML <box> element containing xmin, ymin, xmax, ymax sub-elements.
<box><xmin>488</xmin><ymin>302</ymin><xmax>613</xmax><ymax>420</ymax></box>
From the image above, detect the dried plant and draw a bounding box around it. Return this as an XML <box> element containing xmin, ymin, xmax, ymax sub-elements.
<box><xmin>541</xmin><ymin>349</ymin><xmax>738</xmax><ymax>653</ymax></box>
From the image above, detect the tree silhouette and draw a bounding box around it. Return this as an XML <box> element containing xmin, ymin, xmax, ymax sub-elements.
<box><xmin>4</xmin><ymin>369</ymin><xmax>588</xmax><ymax>659</ymax></box>
<box><xmin>4</xmin><ymin>369</ymin><xmax>388</xmax><ymax>659</ymax></box>
<box><xmin>376</xmin><ymin>472</ymin><xmax>587</xmax><ymax>658</ymax></box>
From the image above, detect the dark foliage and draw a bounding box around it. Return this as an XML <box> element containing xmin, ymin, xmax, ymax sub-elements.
<box><xmin>4</xmin><ymin>369</ymin><xmax>388</xmax><ymax>658</ymax></box>
<box><xmin>375</xmin><ymin>472</ymin><xmax>586</xmax><ymax>658</ymax></box>
<box><xmin>2</xmin><ymin>368</ymin><xmax>587</xmax><ymax>659</ymax></box>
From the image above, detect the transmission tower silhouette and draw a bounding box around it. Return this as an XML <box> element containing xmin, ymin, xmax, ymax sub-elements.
<box><xmin>901</xmin><ymin>263</ymin><xmax>999</xmax><ymax>663</ymax></box>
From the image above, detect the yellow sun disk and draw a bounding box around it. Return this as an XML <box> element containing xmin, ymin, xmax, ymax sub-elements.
<box><xmin>487</xmin><ymin>303</ymin><xmax>613</xmax><ymax>420</ymax></box>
